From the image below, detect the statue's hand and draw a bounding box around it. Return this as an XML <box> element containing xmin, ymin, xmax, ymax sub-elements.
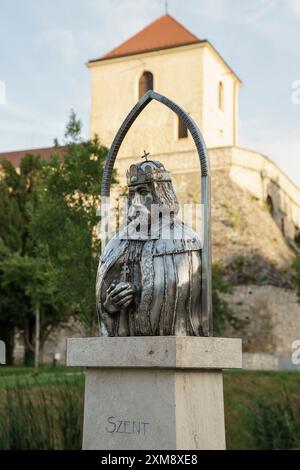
<box><xmin>104</xmin><ymin>281</ymin><xmax>135</xmax><ymax>313</ymax></box>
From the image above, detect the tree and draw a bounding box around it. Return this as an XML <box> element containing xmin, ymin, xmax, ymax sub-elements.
<box><xmin>64</xmin><ymin>109</ymin><xmax>82</xmax><ymax>143</ymax></box>
<box><xmin>0</xmin><ymin>240</ymin><xmax>27</xmax><ymax>364</ymax></box>
<box><xmin>0</xmin><ymin>155</ymin><xmax>44</xmax><ymax>364</ymax></box>
<box><xmin>28</xmin><ymin>112</ymin><xmax>112</xmax><ymax>337</ymax></box>
<box><xmin>0</xmin><ymin>111</ymin><xmax>112</xmax><ymax>365</ymax></box>
<box><xmin>1</xmin><ymin>243</ymin><xmax>69</xmax><ymax>366</ymax></box>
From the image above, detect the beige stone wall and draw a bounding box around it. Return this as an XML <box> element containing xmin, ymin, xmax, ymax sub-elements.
<box><xmin>202</xmin><ymin>46</ymin><xmax>239</xmax><ymax>147</ymax></box>
<box><xmin>111</xmin><ymin>145</ymin><xmax>300</xmax><ymax>247</ymax></box>
<box><xmin>242</xmin><ymin>353</ymin><xmax>278</xmax><ymax>370</ymax></box>
<box><xmin>89</xmin><ymin>42</ymin><xmax>239</xmax><ymax>164</ymax></box>
<box><xmin>209</xmin><ymin>146</ymin><xmax>300</xmax><ymax>240</ymax></box>
<box><xmin>223</xmin><ymin>285</ymin><xmax>300</xmax><ymax>370</ymax></box>
<box><xmin>89</xmin><ymin>44</ymin><xmax>203</xmax><ymax>159</ymax></box>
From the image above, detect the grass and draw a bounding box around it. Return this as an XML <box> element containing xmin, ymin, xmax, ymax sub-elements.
<box><xmin>224</xmin><ymin>370</ymin><xmax>300</xmax><ymax>449</ymax></box>
<box><xmin>0</xmin><ymin>367</ymin><xmax>300</xmax><ymax>449</ymax></box>
<box><xmin>0</xmin><ymin>365</ymin><xmax>82</xmax><ymax>389</ymax></box>
<box><xmin>0</xmin><ymin>369</ymin><xmax>84</xmax><ymax>450</ymax></box>
<box><xmin>0</xmin><ymin>364</ymin><xmax>82</xmax><ymax>377</ymax></box>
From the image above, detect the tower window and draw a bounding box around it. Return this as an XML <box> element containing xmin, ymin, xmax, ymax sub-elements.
<box><xmin>266</xmin><ymin>195</ymin><xmax>274</xmax><ymax>217</ymax></box>
<box><xmin>218</xmin><ymin>81</ymin><xmax>224</xmax><ymax>110</ymax></box>
<box><xmin>178</xmin><ymin>117</ymin><xmax>188</xmax><ymax>139</ymax></box>
<box><xmin>138</xmin><ymin>71</ymin><xmax>153</xmax><ymax>98</ymax></box>
<box><xmin>295</xmin><ymin>227</ymin><xmax>300</xmax><ymax>246</ymax></box>
<box><xmin>281</xmin><ymin>218</ymin><xmax>285</xmax><ymax>236</ymax></box>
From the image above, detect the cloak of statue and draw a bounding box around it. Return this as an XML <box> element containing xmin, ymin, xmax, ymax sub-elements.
<box><xmin>96</xmin><ymin>159</ymin><xmax>203</xmax><ymax>337</ymax></box>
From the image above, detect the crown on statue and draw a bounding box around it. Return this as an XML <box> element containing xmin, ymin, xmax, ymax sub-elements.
<box><xmin>126</xmin><ymin>160</ymin><xmax>172</xmax><ymax>187</ymax></box>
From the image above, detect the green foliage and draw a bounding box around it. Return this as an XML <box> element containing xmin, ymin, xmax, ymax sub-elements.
<box><xmin>245</xmin><ymin>391</ymin><xmax>300</xmax><ymax>450</ymax></box>
<box><xmin>223</xmin><ymin>370</ymin><xmax>300</xmax><ymax>450</ymax></box>
<box><xmin>212</xmin><ymin>264</ymin><xmax>242</xmax><ymax>335</ymax></box>
<box><xmin>230</xmin><ymin>255</ymin><xmax>246</xmax><ymax>269</ymax></box>
<box><xmin>0</xmin><ymin>155</ymin><xmax>45</xmax><ymax>363</ymax></box>
<box><xmin>224</xmin><ymin>202</ymin><xmax>241</xmax><ymax>229</ymax></box>
<box><xmin>294</xmin><ymin>257</ymin><xmax>300</xmax><ymax>302</ymax></box>
<box><xmin>64</xmin><ymin>109</ymin><xmax>82</xmax><ymax>143</ymax></box>
<box><xmin>0</xmin><ymin>368</ymin><xmax>299</xmax><ymax>450</ymax></box>
<box><xmin>0</xmin><ymin>111</ymin><xmax>111</xmax><ymax>363</ymax></box>
<box><xmin>29</xmin><ymin>120</ymin><xmax>111</xmax><ymax>329</ymax></box>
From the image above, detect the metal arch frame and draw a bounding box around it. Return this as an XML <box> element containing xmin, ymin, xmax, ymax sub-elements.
<box><xmin>101</xmin><ymin>90</ymin><xmax>212</xmax><ymax>336</ymax></box>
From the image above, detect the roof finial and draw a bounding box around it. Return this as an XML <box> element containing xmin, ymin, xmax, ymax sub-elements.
<box><xmin>141</xmin><ymin>150</ymin><xmax>150</xmax><ymax>161</ymax></box>
<box><xmin>165</xmin><ymin>0</ymin><xmax>168</xmax><ymax>14</ymax></box>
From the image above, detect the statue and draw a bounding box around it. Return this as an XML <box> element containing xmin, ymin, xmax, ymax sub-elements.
<box><xmin>96</xmin><ymin>155</ymin><xmax>204</xmax><ymax>337</ymax></box>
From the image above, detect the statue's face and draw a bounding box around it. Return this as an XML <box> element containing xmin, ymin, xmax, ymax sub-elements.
<box><xmin>128</xmin><ymin>183</ymin><xmax>153</xmax><ymax>221</ymax></box>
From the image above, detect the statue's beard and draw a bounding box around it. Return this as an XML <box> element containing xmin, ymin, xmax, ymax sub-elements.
<box><xmin>128</xmin><ymin>204</ymin><xmax>150</xmax><ymax>223</ymax></box>
<box><xmin>126</xmin><ymin>204</ymin><xmax>151</xmax><ymax>240</ymax></box>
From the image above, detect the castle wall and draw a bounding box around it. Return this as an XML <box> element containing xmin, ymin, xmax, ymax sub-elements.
<box><xmin>112</xmin><ymin>145</ymin><xmax>300</xmax><ymax>244</ymax></box>
<box><xmin>223</xmin><ymin>285</ymin><xmax>300</xmax><ymax>371</ymax></box>
<box><xmin>209</xmin><ymin>146</ymin><xmax>300</xmax><ymax>240</ymax></box>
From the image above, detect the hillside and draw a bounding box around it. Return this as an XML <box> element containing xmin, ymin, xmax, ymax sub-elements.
<box><xmin>211</xmin><ymin>169</ymin><xmax>295</xmax><ymax>287</ymax></box>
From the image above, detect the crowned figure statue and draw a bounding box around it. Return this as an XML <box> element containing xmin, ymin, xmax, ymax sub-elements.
<box><xmin>96</xmin><ymin>153</ymin><xmax>203</xmax><ymax>337</ymax></box>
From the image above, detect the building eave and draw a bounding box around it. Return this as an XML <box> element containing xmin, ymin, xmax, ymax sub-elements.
<box><xmin>205</xmin><ymin>41</ymin><xmax>242</xmax><ymax>84</ymax></box>
<box><xmin>87</xmin><ymin>40</ymin><xmax>204</xmax><ymax>67</ymax></box>
<box><xmin>86</xmin><ymin>39</ymin><xmax>242</xmax><ymax>84</ymax></box>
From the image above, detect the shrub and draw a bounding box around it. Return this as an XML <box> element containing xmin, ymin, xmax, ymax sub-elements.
<box><xmin>0</xmin><ymin>375</ymin><xmax>84</xmax><ymax>450</ymax></box>
<box><xmin>246</xmin><ymin>392</ymin><xmax>300</xmax><ymax>450</ymax></box>
<box><xmin>212</xmin><ymin>264</ymin><xmax>244</xmax><ymax>335</ymax></box>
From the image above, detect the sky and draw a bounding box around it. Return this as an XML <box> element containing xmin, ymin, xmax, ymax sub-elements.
<box><xmin>0</xmin><ymin>0</ymin><xmax>299</xmax><ymax>186</ymax></box>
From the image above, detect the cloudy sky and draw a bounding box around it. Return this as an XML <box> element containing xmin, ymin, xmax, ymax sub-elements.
<box><xmin>0</xmin><ymin>0</ymin><xmax>299</xmax><ymax>186</ymax></box>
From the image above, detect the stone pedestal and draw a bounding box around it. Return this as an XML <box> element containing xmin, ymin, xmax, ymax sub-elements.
<box><xmin>67</xmin><ymin>336</ymin><xmax>242</xmax><ymax>450</ymax></box>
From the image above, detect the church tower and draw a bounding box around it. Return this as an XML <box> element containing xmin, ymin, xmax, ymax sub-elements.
<box><xmin>87</xmin><ymin>14</ymin><xmax>241</xmax><ymax>190</ymax></box>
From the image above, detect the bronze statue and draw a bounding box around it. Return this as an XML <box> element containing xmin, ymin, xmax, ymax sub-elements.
<box><xmin>96</xmin><ymin>157</ymin><xmax>204</xmax><ymax>337</ymax></box>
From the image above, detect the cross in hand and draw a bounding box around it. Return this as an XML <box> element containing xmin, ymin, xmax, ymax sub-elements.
<box><xmin>121</xmin><ymin>263</ymin><xmax>130</xmax><ymax>282</ymax></box>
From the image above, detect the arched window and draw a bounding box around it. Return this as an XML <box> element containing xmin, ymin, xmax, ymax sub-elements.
<box><xmin>281</xmin><ymin>218</ymin><xmax>285</xmax><ymax>236</ymax></box>
<box><xmin>266</xmin><ymin>195</ymin><xmax>274</xmax><ymax>217</ymax></box>
<box><xmin>295</xmin><ymin>226</ymin><xmax>300</xmax><ymax>246</ymax></box>
<box><xmin>178</xmin><ymin>117</ymin><xmax>188</xmax><ymax>139</ymax></box>
<box><xmin>218</xmin><ymin>81</ymin><xmax>224</xmax><ymax>110</ymax></box>
<box><xmin>139</xmin><ymin>71</ymin><xmax>153</xmax><ymax>98</ymax></box>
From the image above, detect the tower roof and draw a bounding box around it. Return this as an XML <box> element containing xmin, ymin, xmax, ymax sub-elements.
<box><xmin>91</xmin><ymin>14</ymin><xmax>201</xmax><ymax>62</ymax></box>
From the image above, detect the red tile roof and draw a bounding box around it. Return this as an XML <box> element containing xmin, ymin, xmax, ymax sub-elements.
<box><xmin>91</xmin><ymin>14</ymin><xmax>201</xmax><ymax>62</ymax></box>
<box><xmin>0</xmin><ymin>146</ymin><xmax>65</xmax><ymax>168</ymax></box>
